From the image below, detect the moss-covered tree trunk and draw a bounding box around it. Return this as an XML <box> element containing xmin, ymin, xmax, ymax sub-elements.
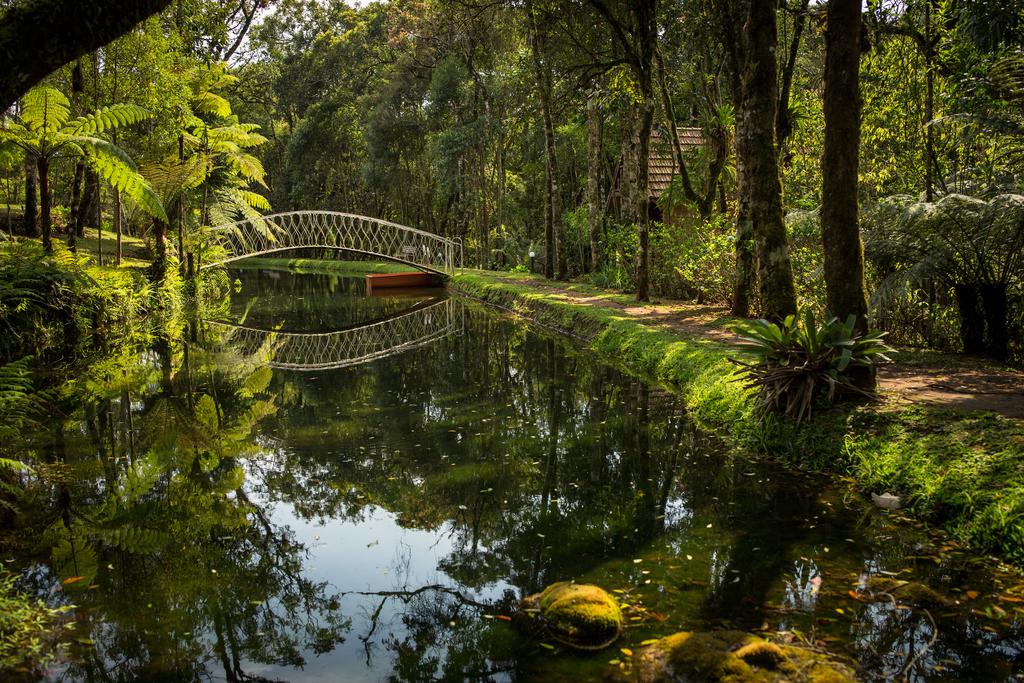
<box><xmin>731</xmin><ymin>96</ymin><xmax>756</xmax><ymax>318</ymax></box>
<box><xmin>821</xmin><ymin>0</ymin><xmax>872</xmax><ymax>388</ymax></box>
<box><xmin>821</xmin><ymin>0</ymin><xmax>870</xmax><ymax>329</ymax></box>
<box><xmin>741</xmin><ymin>0</ymin><xmax>797</xmax><ymax>320</ymax></box>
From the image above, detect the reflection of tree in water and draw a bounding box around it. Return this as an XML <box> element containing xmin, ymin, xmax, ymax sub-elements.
<box><xmin>16</xmin><ymin>329</ymin><xmax>350</xmax><ymax>681</ymax></box>
<box><xmin>250</xmin><ymin>312</ymin><xmax>691</xmax><ymax>593</ymax></box>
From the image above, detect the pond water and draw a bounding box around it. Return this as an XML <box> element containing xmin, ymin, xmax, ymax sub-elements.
<box><xmin>12</xmin><ymin>267</ymin><xmax>1024</xmax><ymax>681</ymax></box>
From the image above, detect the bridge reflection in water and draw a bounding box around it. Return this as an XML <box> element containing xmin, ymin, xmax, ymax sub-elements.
<box><xmin>203</xmin><ymin>297</ymin><xmax>463</xmax><ymax>371</ymax></box>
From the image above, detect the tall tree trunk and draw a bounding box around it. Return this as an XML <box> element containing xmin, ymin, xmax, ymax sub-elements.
<box><xmin>821</xmin><ymin>0</ymin><xmax>869</xmax><ymax>330</ymax></box>
<box><xmin>114</xmin><ymin>189</ymin><xmax>122</xmax><ymax>266</ymax></box>
<box><xmin>528</xmin><ymin>5</ymin><xmax>562</xmax><ymax>280</ymax></box>
<box><xmin>177</xmin><ymin>134</ymin><xmax>186</xmax><ymax>276</ymax></box>
<box><xmin>586</xmin><ymin>90</ymin><xmax>603</xmax><ymax>274</ymax></box>
<box><xmin>822</xmin><ymin>0</ymin><xmax>872</xmax><ymax>387</ymax></box>
<box><xmin>741</xmin><ymin>0</ymin><xmax>798</xmax><ymax>320</ymax></box>
<box><xmin>654</xmin><ymin>47</ymin><xmax>704</xmax><ymax>217</ymax></box>
<box><xmin>720</xmin><ymin>0</ymin><xmax>755</xmax><ymax>317</ymax></box>
<box><xmin>23</xmin><ymin>154</ymin><xmax>37</xmax><ymax>237</ymax></box>
<box><xmin>634</xmin><ymin>99</ymin><xmax>654</xmax><ymax>301</ymax></box>
<box><xmin>776</xmin><ymin>0</ymin><xmax>811</xmax><ymax>154</ymax></box>
<box><xmin>151</xmin><ymin>219</ymin><xmax>168</xmax><ymax>282</ymax></box>
<box><xmin>37</xmin><ymin>156</ymin><xmax>51</xmax><ymax>253</ymax></box>
<box><xmin>924</xmin><ymin>0</ymin><xmax>935</xmax><ymax>202</ymax></box>
<box><xmin>67</xmin><ymin>161</ymin><xmax>84</xmax><ymax>250</ymax></box>
<box><xmin>731</xmin><ymin>102</ymin><xmax>756</xmax><ymax>317</ymax></box>
<box><xmin>634</xmin><ymin>0</ymin><xmax>657</xmax><ymax>303</ymax></box>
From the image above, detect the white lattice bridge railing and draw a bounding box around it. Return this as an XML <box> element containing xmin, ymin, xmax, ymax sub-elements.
<box><xmin>204</xmin><ymin>298</ymin><xmax>463</xmax><ymax>371</ymax></box>
<box><xmin>200</xmin><ymin>211</ymin><xmax>462</xmax><ymax>275</ymax></box>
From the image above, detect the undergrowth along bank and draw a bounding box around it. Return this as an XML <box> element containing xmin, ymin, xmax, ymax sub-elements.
<box><xmin>451</xmin><ymin>270</ymin><xmax>1024</xmax><ymax>565</ymax></box>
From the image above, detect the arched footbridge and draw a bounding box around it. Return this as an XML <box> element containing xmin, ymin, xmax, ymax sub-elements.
<box><xmin>204</xmin><ymin>298</ymin><xmax>464</xmax><ymax>371</ymax></box>
<box><xmin>200</xmin><ymin>211</ymin><xmax>463</xmax><ymax>276</ymax></box>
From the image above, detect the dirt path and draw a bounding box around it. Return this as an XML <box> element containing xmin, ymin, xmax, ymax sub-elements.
<box><xmin>489</xmin><ymin>275</ymin><xmax>1024</xmax><ymax>420</ymax></box>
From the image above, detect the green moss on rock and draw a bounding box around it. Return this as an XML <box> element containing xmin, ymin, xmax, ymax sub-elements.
<box><xmin>520</xmin><ymin>582</ymin><xmax>624</xmax><ymax>650</ymax></box>
<box><xmin>632</xmin><ymin>630</ymin><xmax>856</xmax><ymax>683</ymax></box>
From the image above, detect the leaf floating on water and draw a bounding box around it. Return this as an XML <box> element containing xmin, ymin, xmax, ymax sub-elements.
<box><xmin>965</xmin><ymin>590</ymin><xmax>980</xmax><ymax>600</ymax></box>
<box><xmin>620</xmin><ymin>648</ymin><xmax>633</xmax><ymax>657</ymax></box>
<box><xmin>540</xmin><ymin>642</ymin><xmax>555</xmax><ymax>651</ymax></box>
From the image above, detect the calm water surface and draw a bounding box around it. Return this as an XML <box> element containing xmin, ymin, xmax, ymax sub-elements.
<box><xmin>16</xmin><ymin>267</ymin><xmax>1024</xmax><ymax>681</ymax></box>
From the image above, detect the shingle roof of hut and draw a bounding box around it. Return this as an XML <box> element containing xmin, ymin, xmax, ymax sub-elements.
<box><xmin>649</xmin><ymin>127</ymin><xmax>703</xmax><ymax>199</ymax></box>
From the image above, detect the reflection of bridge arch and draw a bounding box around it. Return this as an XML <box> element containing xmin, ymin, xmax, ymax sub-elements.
<box><xmin>200</xmin><ymin>211</ymin><xmax>462</xmax><ymax>275</ymax></box>
<box><xmin>204</xmin><ymin>298</ymin><xmax>463</xmax><ymax>371</ymax></box>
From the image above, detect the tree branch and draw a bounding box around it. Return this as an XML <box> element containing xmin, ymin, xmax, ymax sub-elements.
<box><xmin>0</xmin><ymin>0</ymin><xmax>173</xmax><ymax>111</ymax></box>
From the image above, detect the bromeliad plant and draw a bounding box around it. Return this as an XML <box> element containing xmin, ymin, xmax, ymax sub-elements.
<box><xmin>730</xmin><ymin>311</ymin><xmax>894</xmax><ymax>424</ymax></box>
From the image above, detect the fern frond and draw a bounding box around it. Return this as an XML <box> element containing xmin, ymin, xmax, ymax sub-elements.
<box><xmin>64</xmin><ymin>104</ymin><xmax>152</xmax><ymax>135</ymax></box>
<box><xmin>21</xmin><ymin>86</ymin><xmax>70</xmax><ymax>132</ymax></box>
<box><xmin>239</xmin><ymin>190</ymin><xmax>271</xmax><ymax>212</ymax></box>
<box><xmin>193</xmin><ymin>91</ymin><xmax>233</xmax><ymax>118</ymax></box>
<box><xmin>208</xmin><ymin>124</ymin><xmax>267</xmax><ymax>149</ymax></box>
<box><xmin>140</xmin><ymin>157</ymin><xmax>207</xmax><ymax>203</ymax></box>
<box><xmin>221</xmin><ymin>149</ymin><xmax>267</xmax><ymax>186</ymax></box>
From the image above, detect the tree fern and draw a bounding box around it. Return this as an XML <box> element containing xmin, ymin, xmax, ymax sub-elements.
<box><xmin>0</xmin><ymin>84</ymin><xmax>165</xmax><ymax>251</ymax></box>
<box><xmin>66</xmin><ymin>136</ymin><xmax>167</xmax><ymax>222</ymax></box>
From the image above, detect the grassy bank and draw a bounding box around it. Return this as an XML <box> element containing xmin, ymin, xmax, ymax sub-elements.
<box><xmin>234</xmin><ymin>256</ymin><xmax>410</xmax><ymax>275</ymax></box>
<box><xmin>452</xmin><ymin>270</ymin><xmax>1024</xmax><ymax>564</ymax></box>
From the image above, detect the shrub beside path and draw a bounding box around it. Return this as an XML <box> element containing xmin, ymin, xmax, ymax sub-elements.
<box><xmin>477</xmin><ymin>272</ymin><xmax>1024</xmax><ymax>420</ymax></box>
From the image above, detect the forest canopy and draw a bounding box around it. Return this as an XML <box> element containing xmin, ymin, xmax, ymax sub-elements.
<box><xmin>0</xmin><ymin>0</ymin><xmax>1020</xmax><ymax>365</ymax></box>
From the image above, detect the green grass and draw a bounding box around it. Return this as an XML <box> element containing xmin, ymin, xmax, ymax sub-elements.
<box><xmin>65</xmin><ymin>227</ymin><xmax>152</xmax><ymax>268</ymax></box>
<box><xmin>452</xmin><ymin>270</ymin><xmax>1024</xmax><ymax>565</ymax></box>
<box><xmin>233</xmin><ymin>256</ymin><xmax>411</xmax><ymax>275</ymax></box>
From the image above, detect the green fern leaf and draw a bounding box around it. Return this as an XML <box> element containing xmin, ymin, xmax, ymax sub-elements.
<box><xmin>21</xmin><ymin>86</ymin><xmax>70</xmax><ymax>133</ymax></box>
<box><xmin>64</xmin><ymin>104</ymin><xmax>152</xmax><ymax>135</ymax></box>
<box><xmin>239</xmin><ymin>190</ymin><xmax>271</xmax><ymax>212</ymax></box>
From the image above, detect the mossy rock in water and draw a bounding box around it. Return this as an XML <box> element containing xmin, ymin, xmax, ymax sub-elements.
<box><xmin>519</xmin><ymin>582</ymin><xmax>624</xmax><ymax>650</ymax></box>
<box><xmin>633</xmin><ymin>630</ymin><xmax>856</xmax><ymax>683</ymax></box>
